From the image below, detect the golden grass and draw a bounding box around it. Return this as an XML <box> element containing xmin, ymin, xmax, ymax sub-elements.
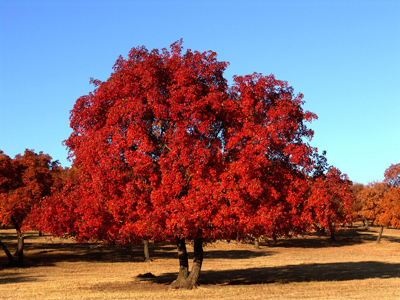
<box><xmin>1</xmin><ymin>224</ymin><xmax>400</xmax><ymax>299</ymax></box>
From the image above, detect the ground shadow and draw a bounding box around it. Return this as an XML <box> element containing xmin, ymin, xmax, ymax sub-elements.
<box><xmin>23</xmin><ymin>241</ymin><xmax>178</xmax><ymax>267</ymax></box>
<box><xmin>205</xmin><ymin>249</ymin><xmax>275</xmax><ymax>260</ymax></box>
<box><xmin>1</xmin><ymin>234</ymin><xmax>275</xmax><ymax>268</ymax></box>
<box><xmin>20</xmin><ymin>242</ymin><xmax>272</xmax><ymax>267</ymax></box>
<box><xmin>1</xmin><ymin>226</ymin><xmax>399</xmax><ymax>268</ymax></box>
<box><xmin>0</xmin><ymin>272</ymin><xmax>43</xmax><ymax>284</ymax></box>
<box><xmin>0</xmin><ymin>238</ymin><xmax>175</xmax><ymax>268</ymax></box>
<box><xmin>155</xmin><ymin>261</ymin><xmax>400</xmax><ymax>286</ymax></box>
<box><xmin>255</xmin><ymin>227</ymin><xmax>400</xmax><ymax>249</ymax></box>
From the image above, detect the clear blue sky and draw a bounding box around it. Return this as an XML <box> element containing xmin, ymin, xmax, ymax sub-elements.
<box><xmin>1</xmin><ymin>0</ymin><xmax>399</xmax><ymax>185</ymax></box>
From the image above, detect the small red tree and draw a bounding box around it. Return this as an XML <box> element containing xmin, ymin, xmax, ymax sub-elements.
<box><xmin>36</xmin><ymin>41</ymin><xmax>351</xmax><ymax>288</ymax></box>
<box><xmin>307</xmin><ymin>167</ymin><xmax>354</xmax><ymax>239</ymax></box>
<box><xmin>0</xmin><ymin>149</ymin><xmax>58</xmax><ymax>266</ymax></box>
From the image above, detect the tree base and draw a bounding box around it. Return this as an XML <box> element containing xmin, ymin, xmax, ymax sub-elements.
<box><xmin>171</xmin><ymin>236</ymin><xmax>203</xmax><ymax>290</ymax></box>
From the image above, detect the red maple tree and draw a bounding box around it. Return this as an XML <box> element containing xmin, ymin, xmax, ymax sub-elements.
<box><xmin>35</xmin><ymin>41</ymin><xmax>352</xmax><ymax>288</ymax></box>
<box><xmin>307</xmin><ymin>167</ymin><xmax>354</xmax><ymax>239</ymax></box>
<box><xmin>0</xmin><ymin>149</ymin><xmax>60</xmax><ymax>266</ymax></box>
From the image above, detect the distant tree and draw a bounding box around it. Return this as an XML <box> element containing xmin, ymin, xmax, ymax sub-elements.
<box><xmin>378</xmin><ymin>186</ymin><xmax>400</xmax><ymax>229</ymax></box>
<box><xmin>358</xmin><ymin>166</ymin><xmax>400</xmax><ymax>243</ymax></box>
<box><xmin>308</xmin><ymin>167</ymin><xmax>354</xmax><ymax>239</ymax></box>
<box><xmin>359</xmin><ymin>182</ymin><xmax>386</xmax><ymax>226</ymax></box>
<box><xmin>350</xmin><ymin>183</ymin><xmax>367</xmax><ymax>228</ymax></box>
<box><xmin>384</xmin><ymin>163</ymin><xmax>400</xmax><ymax>187</ymax></box>
<box><xmin>0</xmin><ymin>149</ymin><xmax>59</xmax><ymax>266</ymax></box>
<box><xmin>31</xmin><ymin>166</ymin><xmax>81</xmax><ymax>239</ymax></box>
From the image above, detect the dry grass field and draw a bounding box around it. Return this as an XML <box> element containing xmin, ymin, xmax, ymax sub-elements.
<box><xmin>1</xmin><ymin>224</ymin><xmax>400</xmax><ymax>299</ymax></box>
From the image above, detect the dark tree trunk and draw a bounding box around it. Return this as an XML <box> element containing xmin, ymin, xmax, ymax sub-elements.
<box><xmin>143</xmin><ymin>240</ymin><xmax>152</xmax><ymax>262</ymax></box>
<box><xmin>182</xmin><ymin>237</ymin><xmax>203</xmax><ymax>290</ymax></box>
<box><xmin>329</xmin><ymin>225</ymin><xmax>335</xmax><ymax>240</ymax></box>
<box><xmin>170</xmin><ymin>236</ymin><xmax>189</xmax><ymax>289</ymax></box>
<box><xmin>377</xmin><ymin>226</ymin><xmax>384</xmax><ymax>243</ymax></box>
<box><xmin>272</xmin><ymin>234</ymin><xmax>277</xmax><ymax>245</ymax></box>
<box><xmin>11</xmin><ymin>217</ymin><xmax>24</xmax><ymax>266</ymax></box>
<box><xmin>0</xmin><ymin>239</ymin><xmax>16</xmax><ymax>266</ymax></box>
<box><xmin>254</xmin><ymin>237</ymin><xmax>260</xmax><ymax>249</ymax></box>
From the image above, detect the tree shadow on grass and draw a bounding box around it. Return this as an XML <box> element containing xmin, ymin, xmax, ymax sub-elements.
<box><xmin>256</xmin><ymin>227</ymin><xmax>400</xmax><ymax>249</ymax></box>
<box><xmin>20</xmin><ymin>241</ymin><xmax>177</xmax><ymax>267</ymax></box>
<box><xmin>155</xmin><ymin>261</ymin><xmax>400</xmax><ymax>286</ymax></box>
<box><xmin>0</xmin><ymin>272</ymin><xmax>43</xmax><ymax>284</ymax></box>
<box><xmin>21</xmin><ymin>243</ymin><xmax>273</xmax><ymax>268</ymax></box>
<box><xmin>1</xmin><ymin>233</ymin><xmax>274</xmax><ymax>268</ymax></box>
<box><xmin>204</xmin><ymin>249</ymin><xmax>275</xmax><ymax>260</ymax></box>
<box><xmin>0</xmin><ymin>237</ymin><xmax>175</xmax><ymax>268</ymax></box>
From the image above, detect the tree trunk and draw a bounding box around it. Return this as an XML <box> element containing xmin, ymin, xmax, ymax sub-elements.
<box><xmin>329</xmin><ymin>225</ymin><xmax>335</xmax><ymax>240</ymax></box>
<box><xmin>0</xmin><ymin>239</ymin><xmax>16</xmax><ymax>266</ymax></box>
<box><xmin>15</xmin><ymin>232</ymin><xmax>24</xmax><ymax>266</ymax></box>
<box><xmin>182</xmin><ymin>237</ymin><xmax>203</xmax><ymax>290</ymax></box>
<box><xmin>272</xmin><ymin>234</ymin><xmax>277</xmax><ymax>245</ymax></box>
<box><xmin>170</xmin><ymin>236</ymin><xmax>189</xmax><ymax>289</ymax></box>
<box><xmin>143</xmin><ymin>240</ymin><xmax>151</xmax><ymax>262</ymax></box>
<box><xmin>11</xmin><ymin>217</ymin><xmax>24</xmax><ymax>266</ymax></box>
<box><xmin>254</xmin><ymin>237</ymin><xmax>260</xmax><ymax>249</ymax></box>
<box><xmin>364</xmin><ymin>217</ymin><xmax>369</xmax><ymax>231</ymax></box>
<box><xmin>377</xmin><ymin>226</ymin><xmax>384</xmax><ymax>243</ymax></box>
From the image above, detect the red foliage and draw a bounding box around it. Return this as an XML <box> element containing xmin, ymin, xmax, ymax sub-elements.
<box><xmin>36</xmin><ymin>42</ymin><xmax>352</xmax><ymax>247</ymax></box>
<box><xmin>307</xmin><ymin>167</ymin><xmax>354</xmax><ymax>235</ymax></box>
<box><xmin>0</xmin><ymin>149</ymin><xmax>56</xmax><ymax>231</ymax></box>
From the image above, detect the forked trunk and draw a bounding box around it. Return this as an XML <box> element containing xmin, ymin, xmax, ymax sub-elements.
<box><xmin>0</xmin><ymin>239</ymin><xmax>15</xmax><ymax>266</ymax></box>
<box><xmin>143</xmin><ymin>240</ymin><xmax>151</xmax><ymax>262</ymax></box>
<box><xmin>377</xmin><ymin>226</ymin><xmax>384</xmax><ymax>243</ymax></box>
<box><xmin>182</xmin><ymin>237</ymin><xmax>203</xmax><ymax>290</ymax></box>
<box><xmin>170</xmin><ymin>236</ymin><xmax>189</xmax><ymax>289</ymax></box>
<box><xmin>171</xmin><ymin>235</ymin><xmax>204</xmax><ymax>290</ymax></box>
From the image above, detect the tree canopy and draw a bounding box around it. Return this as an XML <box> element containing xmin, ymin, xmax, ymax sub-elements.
<box><xmin>34</xmin><ymin>41</ymin><xmax>353</xmax><ymax>288</ymax></box>
<box><xmin>0</xmin><ymin>149</ymin><xmax>61</xmax><ymax>266</ymax></box>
